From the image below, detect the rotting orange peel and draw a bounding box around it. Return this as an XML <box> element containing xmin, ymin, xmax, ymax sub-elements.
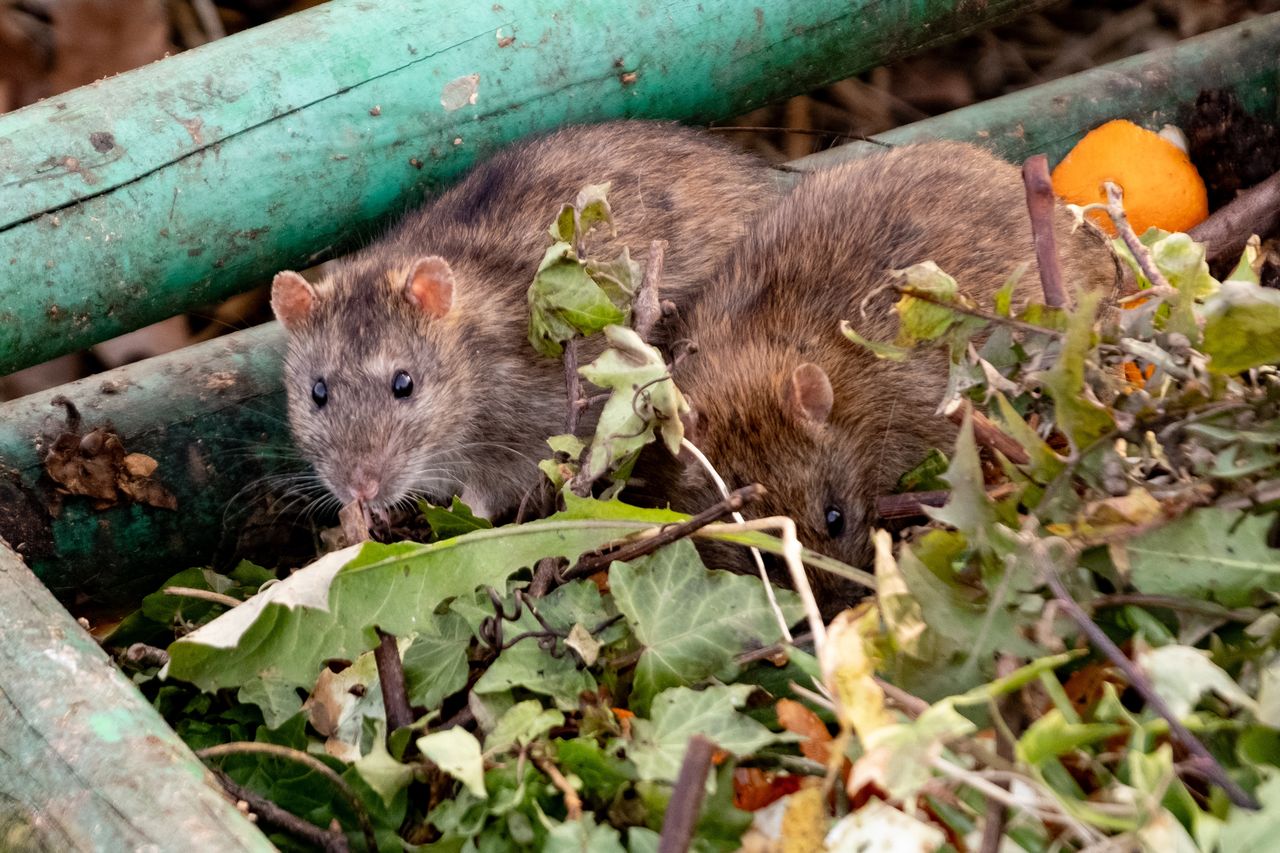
<box><xmin>1051</xmin><ymin>118</ymin><xmax>1209</xmax><ymax>236</ymax></box>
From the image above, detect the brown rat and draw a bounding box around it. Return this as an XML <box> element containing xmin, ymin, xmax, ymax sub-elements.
<box><xmin>270</xmin><ymin>122</ymin><xmax>780</xmax><ymax>519</ymax></box>
<box><xmin>642</xmin><ymin>141</ymin><xmax>1118</xmax><ymax>606</ymax></box>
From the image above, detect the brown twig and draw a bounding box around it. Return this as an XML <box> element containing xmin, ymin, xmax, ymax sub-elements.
<box><xmin>531</xmin><ymin>748</ymin><xmax>583</xmax><ymax>821</ymax></box>
<box><xmin>562</xmin><ymin>484</ymin><xmax>765</xmax><ymax>581</ymax></box>
<box><xmin>122</xmin><ymin>642</ymin><xmax>170</xmax><ymax>669</ymax></box>
<box><xmin>162</xmin><ymin>586</ymin><xmax>241</xmax><ymax>609</ymax></box>
<box><xmin>527</xmin><ymin>556</ymin><xmax>564</xmax><ymax>598</ymax></box>
<box><xmin>1088</xmin><ymin>593</ymin><xmax>1259</xmax><ymax>623</ymax></box>
<box><xmin>374</xmin><ymin>628</ymin><xmax>415</xmax><ymax>735</ymax></box>
<box><xmin>197</xmin><ymin>742</ymin><xmax>379</xmax><ymax>848</ymax></box>
<box><xmin>1103</xmin><ymin>182</ymin><xmax>1174</xmax><ymax>295</ymax></box>
<box><xmin>632</xmin><ymin>239</ymin><xmax>667</xmax><ymax>342</ymax></box>
<box><xmin>658</xmin><ymin>735</ymin><xmax>716</xmax><ymax>853</ymax></box>
<box><xmin>1022</xmin><ymin>154</ymin><xmax>1068</xmax><ymax>309</ymax></box>
<box><xmin>1034</xmin><ymin>541</ymin><xmax>1259</xmax><ymax>810</ymax></box>
<box><xmin>874</xmin><ymin>676</ymin><xmax>929</xmax><ymax>718</ymax></box>
<box><xmin>564</xmin><ymin>338</ymin><xmax>583</xmax><ymax>435</ymax></box>
<box><xmin>945</xmin><ymin>400</ymin><xmax>1030</xmax><ymax>465</ymax></box>
<box><xmin>1189</xmin><ymin>169</ymin><xmax>1280</xmax><ymax>265</ymax></box>
<box><xmin>979</xmin><ymin>655</ymin><xmax>1025</xmax><ymax>853</ymax></box>
<box><xmin>209</xmin><ymin>767</ymin><xmax>350</xmax><ymax>853</ymax></box>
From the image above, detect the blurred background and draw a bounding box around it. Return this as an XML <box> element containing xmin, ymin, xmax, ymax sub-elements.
<box><xmin>2</xmin><ymin>0</ymin><xmax>1277</xmax><ymax>399</ymax></box>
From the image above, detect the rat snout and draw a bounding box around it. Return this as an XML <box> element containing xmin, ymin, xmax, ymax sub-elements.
<box><xmin>347</xmin><ymin>465</ymin><xmax>382</xmax><ymax>503</ymax></box>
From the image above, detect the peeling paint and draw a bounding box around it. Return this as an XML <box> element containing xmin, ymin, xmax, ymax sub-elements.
<box><xmin>440</xmin><ymin>74</ymin><xmax>480</xmax><ymax>111</ymax></box>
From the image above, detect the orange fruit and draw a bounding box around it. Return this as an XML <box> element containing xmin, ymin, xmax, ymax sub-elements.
<box><xmin>1051</xmin><ymin>119</ymin><xmax>1209</xmax><ymax>236</ymax></box>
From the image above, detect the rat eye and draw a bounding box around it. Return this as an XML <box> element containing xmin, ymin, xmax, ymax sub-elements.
<box><xmin>824</xmin><ymin>505</ymin><xmax>845</xmax><ymax>538</ymax></box>
<box><xmin>392</xmin><ymin>370</ymin><xmax>414</xmax><ymax>399</ymax></box>
<box><xmin>311</xmin><ymin>379</ymin><xmax>328</xmax><ymax>408</ymax></box>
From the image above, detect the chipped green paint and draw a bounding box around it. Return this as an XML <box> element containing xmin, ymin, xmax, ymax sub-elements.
<box><xmin>2</xmin><ymin>10</ymin><xmax>1277</xmax><ymax>601</ymax></box>
<box><xmin>0</xmin><ymin>541</ymin><xmax>272</xmax><ymax>851</ymax></box>
<box><xmin>0</xmin><ymin>0</ymin><xmax>1058</xmax><ymax>374</ymax></box>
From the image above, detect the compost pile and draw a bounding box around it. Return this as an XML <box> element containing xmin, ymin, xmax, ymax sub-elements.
<box><xmin>102</xmin><ymin>171</ymin><xmax>1280</xmax><ymax>851</ymax></box>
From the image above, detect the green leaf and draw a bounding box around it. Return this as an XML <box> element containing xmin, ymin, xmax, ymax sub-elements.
<box><xmin>627</xmin><ymin>684</ymin><xmax>782</xmax><ymax>783</ymax></box>
<box><xmin>1137</xmin><ymin>644</ymin><xmax>1259</xmax><ymax>719</ymax></box>
<box><xmin>1127</xmin><ymin>508</ymin><xmax>1280</xmax><ymax>607</ymax></box>
<box><xmin>926</xmin><ymin>412</ymin><xmax>1003</xmax><ymax>540</ymax></box>
<box><xmin>1202</xmin><ymin>280</ymin><xmax>1280</xmax><ymax>374</ymax></box>
<box><xmin>892</xmin><ymin>262</ymin><xmax>965</xmax><ymax>346</ymax></box>
<box><xmin>419</xmin><ymin>496</ymin><xmax>493</xmax><ymax>540</ymax></box>
<box><xmin>418</xmin><ymin>728</ymin><xmax>487</xmax><ymax>798</ymax></box>
<box><xmin>484</xmin><ymin>699</ymin><xmax>564</xmax><ymax>756</ymax></box>
<box><xmin>357</xmin><ymin>723</ymin><xmax>415</xmax><ymax>806</ymax></box>
<box><xmin>574</xmin><ymin>182</ymin><xmax>615</xmax><ymax>238</ymax></box>
<box><xmin>544</xmin><ymin>814</ymin><xmax>627</xmax><ymax>853</ymax></box>
<box><xmin>1018</xmin><ymin>709</ymin><xmax>1126</xmax><ymax>765</ymax></box>
<box><xmin>993</xmin><ymin>263</ymin><xmax>1027</xmax><ymax>317</ymax></box>
<box><xmin>555</xmin><ymin>738</ymin><xmax>636</xmax><ymax>804</ymax></box>
<box><xmin>403</xmin><ymin>611</ymin><xmax>472</xmax><ymax>710</ymax></box>
<box><xmin>1218</xmin><ymin>771</ymin><xmax>1280</xmax><ymax>852</ymax></box>
<box><xmin>1037</xmin><ymin>289</ymin><xmax>1115</xmax><ymax>450</ymax></box>
<box><xmin>528</xmin><ymin>242</ymin><xmax>627</xmax><ymax>357</ymax></box>
<box><xmin>578</xmin><ymin>325</ymin><xmax>689</xmax><ymax>480</ymax></box>
<box><xmin>840</xmin><ymin>320</ymin><xmax>910</xmax><ymax>361</ymax></box>
<box><xmin>167</xmin><ymin>507</ymin><xmax>692</xmax><ymax>693</ymax></box>
<box><xmin>236</xmin><ymin>678</ymin><xmax>304</xmax><ymax>730</ymax></box>
<box><xmin>992</xmin><ymin>391</ymin><xmax>1065</xmax><ymax>482</ymax></box>
<box><xmin>586</xmin><ymin>246</ymin><xmax>642</xmax><ymax>307</ymax></box>
<box><xmin>894</xmin><ymin>448</ymin><xmax>950</xmax><ymax>493</ymax></box>
<box><xmin>610</xmin><ymin>539</ymin><xmax>801</xmax><ymax>714</ymax></box>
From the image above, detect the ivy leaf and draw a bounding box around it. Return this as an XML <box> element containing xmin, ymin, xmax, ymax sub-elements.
<box><xmin>893</xmin><ymin>262</ymin><xmax>963</xmax><ymax>346</ymax></box>
<box><xmin>1126</xmin><ymin>508</ymin><xmax>1280</xmax><ymax>607</ymax></box>
<box><xmin>419</xmin><ymin>496</ymin><xmax>493</xmax><ymax>541</ymax></box>
<box><xmin>544</xmin><ymin>814</ymin><xmax>627</xmax><ymax>853</ymax></box>
<box><xmin>628</xmin><ymin>685</ymin><xmax>783</xmax><ymax>783</ymax></box>
<box><xmin>554</xmin><ymin>738</ymin><xmax>636</xmax><ymax>804</ymax></box>
<box><xmin>578</xmin><ymin>325</ymin><xmax>689</xmax><ymax>481</ymax></box>
<box><xmin>484</xmin><ymin>699</ymin><xmax>565</xmax><ymax>757</ymax></box>
<box><xmin>586</xmin><ymin>246</ymin><xmax>642</xmax><ymax>307</ymax></box>
<box><xmin>402</xmin><ymin>611</ymin><xmax>471</xmax><ymax>710</ymax></box>
<box><xmin>418</xmin><ymin>728</ymin><xmax>487</xmax><ymax>798</ymax></box>
<box><xmin>610</xmin><ymin>540</ymin><xmax>801</xmax><ymax>714</ymax></box>
<box><xmin>357</xmin><ymin>723</ymin><xmax>415</xmax><ymax>806</ymax></box>
<box><xmin>1201</xmin><ymin>280</ymin><xmax>1280</xmax><ymax>374</ymax></box>
<box><xmin>1037</xmin><ymin>289</ymin><xmax>1115</xmax><ymax>450</ymax></box>
<box><xmin>528</xmin><ymin>242</ymin><xmax>628</xmax><ymax>357</ymax></box>
<box><xmin>1137</xmin><ymin>644</ymin><xmax>1259</xmax><ymax>719</ymax></box>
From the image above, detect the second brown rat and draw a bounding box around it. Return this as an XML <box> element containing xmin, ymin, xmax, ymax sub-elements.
<box><xmin>641</xmin><ymin>142</ymin><xmax>1117</xmax><ymax>606</ymax></box>
<box><xmin>270</xmin><ymin>122</ymin><xmax>780</xmax><ymax>520</ymax></box>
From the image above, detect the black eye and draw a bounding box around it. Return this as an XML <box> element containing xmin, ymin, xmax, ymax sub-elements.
<box><xmin>311</xmin><ymin>379</ymin><xmax>328</xmax><ymax>408</ymax></box>
<box><xmin>824</xmin><ymin>505</ymin><xmax>845</xmax><ymax>538</ymax></box>
<box><xmin>392</xmin><ymin>370</ymin><xmax>414</xmax><ymax>398</ymax></box>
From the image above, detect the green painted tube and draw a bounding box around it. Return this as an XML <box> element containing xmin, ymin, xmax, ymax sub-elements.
<box><xmin>0</xmin><ymin>541</ymin><xmax>273</xmax><ymax>851</ymax></box>
<box><xmin>0</xmin><ymin>0</ymin><xmax>1056</xmax><ymax>375</ymax></box>
<box><xmin>3</xmin><ymin>13</ymin><xmax>1277</xmax><ymax>600</ymax></box>
<box><xmin>796</xmin><ymin>13</ymin><xmax>1280</xmax><ymax>170</ymax></box>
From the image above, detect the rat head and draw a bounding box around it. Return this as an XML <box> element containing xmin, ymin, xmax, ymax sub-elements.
<box><xmin>673</xmin><ymin>351</ymin><xmax>945</xmax><ymax>597</ymax></box>
<box><xmin>271</xmin><ymin>256</ymin><xmax>468</xmax><ymax>511</ymax></box>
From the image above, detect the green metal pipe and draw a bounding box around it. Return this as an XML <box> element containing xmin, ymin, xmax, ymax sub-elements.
<box><xmin>795</xmin><ymin>13</ymin><xmax>1280</xmax><ymax>170</ymax></box>
<box><xmin>0</xmin><ymin>0</ymin><xmax>1055</xmax><ymax>376</ymax></box>
<box><xmin>3</xmin><ymin>13</ymin><xmax>1277</xmax><ymax>602</ymax></box>
<box><xmin>0</xmin><ymin>541</ymin><xmax>272</xmax><ymax>850</ymax></box>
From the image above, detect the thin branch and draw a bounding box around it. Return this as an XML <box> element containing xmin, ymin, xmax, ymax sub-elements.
<box><xmin>531</xmin><ymin>748</ymin><xmax>583</xmax><ymax>822</ymax></box>
<box><xmin>1034</xmin><ymin>539</ymin><xmax>1260</xmax><ymax>810</ymax></box>
<box><xmin>875</xmin><ymin>483</ymin><xmax>1019</xmax><ymax>521</ymax></box>
<box><xmin>873</xmin><ymin>676</ymin><xmax>929</xmax><ymax>718</ymax></box>
<box><xmin>374</xmin><ymin>629</ymin><xmax>414</xmax><ymax>735</ymax></box>
<box><xmin>1103</xmin><ymin>182</ymin><xmax>1174</xmax><ymax>295</ymax></box>
<box><xmin>1022</xmin><ymin>154</ymin><xmax>1068</xmax><ymax>309</ymax></box>
<box><xmin>209</xmin><ymin>767</ymin><xmax>349</xmax><ymax>853</ymax></box>
<box><xmin>564</xmin><ymin>338</ymin><xmax>583</xmax><ymax>436</ymax></box>
<box><xmin>1189</xmin><ymin>168</ymin><xmax>1280</xmax><ymax>265</ymax></box>
<box><xmin>562</xmin><ymin>484</ymin><xmax>765</xmax><ymax>581</ymax></box>
<box><xmin>632</xmin><ymin>239</ymin><xmax>666</xmax><ymax>342</ymax></box>
<box><xmin>658</xmin><ymin>735</ymin><xmax>716</xmax><ymax>853</ymax></box>
<box><xmin>162</xmin><ymin>586</ymin><xmax>241</xmax><ymax>609</ymax></box>
<box><xmin>197</xmin><ymin>742</ymin><xmax>378</xmax><ymax>848</ymax></box>
<box><xmin>945</xmin><ymin>399</ymin><xmax>1031</xmax><ymax>465</ymax></box>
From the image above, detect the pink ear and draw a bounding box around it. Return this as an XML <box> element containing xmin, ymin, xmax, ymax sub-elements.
<box><xmin>405</xmin><ymin>256</ymin><xmax>455</xmax><ymax>319</ymax></box>
<box><xmin>271</xmin><ymin>271</ymin><xmax>316</xmax><ymax>330</ymax></box>
<box><xmin>780</xmin><ymin>362</ymin><xmax>834</xmax><ymax>425</ymax></box>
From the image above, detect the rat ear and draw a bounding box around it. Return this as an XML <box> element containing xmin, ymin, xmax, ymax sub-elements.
<box><xmin>271</xmin><ymin>271</ymin><xmax>317</xmax><ymax>330</ymax></box>
<box><xmin>404</xmin><ymin>256</ymin><xmax>455</xmax><ymax>319</ymax></box>
<box><xmin>780</xmin><ymin>362</ymin><xmax>833</xmax><ymax>425</ymax></box>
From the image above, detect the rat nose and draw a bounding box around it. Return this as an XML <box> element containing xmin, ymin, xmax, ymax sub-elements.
<box><xmin>349</xmin><ymin>468</ymin><xmax>381</xmax><ymax>502</ymax></box>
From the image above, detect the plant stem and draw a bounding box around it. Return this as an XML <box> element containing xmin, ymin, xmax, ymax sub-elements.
<box><xmin>658</xmin><ymin>735</ymin><xmax>716</xmax><ymax>853</ymax></box>
<box><xmin>374</xmin><ymin>628</ymin><xmax>415</xmax><ymax>736</ymax></box>
<box><xmin>1021</xmin><ymin>154</ymin><xmax>1068</xmax><ymax>309</ymax></box>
